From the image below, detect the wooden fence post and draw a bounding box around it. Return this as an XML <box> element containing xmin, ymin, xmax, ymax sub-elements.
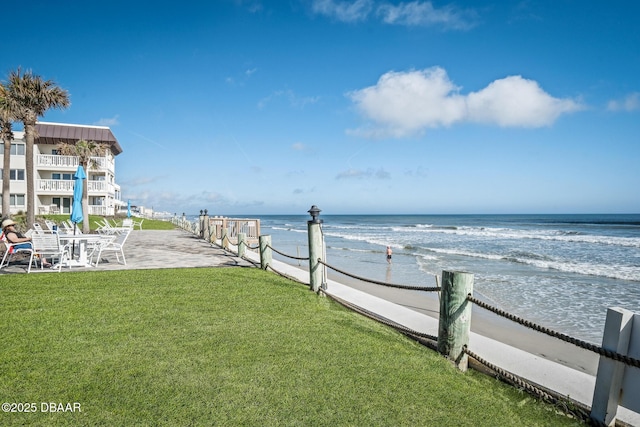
<box><xmin>307</xmin><ymin>205</ymin><xmax>324</xmax><ymax>293</ymax></box>
<box><xmin>221</xmin><ymin>228</ymin><xmax>229</xmax><ymax>250</ymax></box>
<box><xmin>591</xmin><ymin>307</ymin><xmax>635</xmax><ymax>426</ymax></box>
<box><xmin>259</xmin><ymin>235</ymin><xmax>272</xmax><ymax>270</ymax></box>
<box><xmin>202</xmin><ymin>210</ymin><xmax>209</xmax><ymax>240</ymax></box>
<box><xmin>238</xmin><ymin>233</ymin><xmax>246</xmax><ymax>258</ymax></box>
<box><xmin>437</xmin><ymin>270</ymin><xmax>474</xmax><ymax>371</ymax></box>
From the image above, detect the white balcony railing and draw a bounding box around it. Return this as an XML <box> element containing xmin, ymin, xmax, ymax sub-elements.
<box><xmin>88</xmin><ymin>181</ymin><xmax>109</xmax><ymax>192</ymax></box>
<box><xmin>37</xmin><ymin>179</ymin><xmax>74</xmax><ymax>192</ymax></box>
<box><xmin>36</xmin><ymin>179</ymin><xmax>115</xmax><ymax>195</ymax></box>
<box><xmin>88</xmin><ymin>205</ymin><xmax>115</xmax><ymax>216</ymax></box>
<box><xmin>37</xmin><ymin>154</ymin><xmax>115</xmax><ymax>172</ymax></box>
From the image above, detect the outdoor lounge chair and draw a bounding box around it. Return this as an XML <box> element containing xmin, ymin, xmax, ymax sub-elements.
<box><xmin>1</xmin><ymin>232</ymin><xmax>36</xmax><ymax>273</ymax></box>
<box><xmin>92</xmin><ymin>228</ymin><xmax>131</xmax><ymax>266</ymax></box>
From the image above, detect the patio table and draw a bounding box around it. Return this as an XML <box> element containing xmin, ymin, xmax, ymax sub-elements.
<box><xmin>58</xmin><ymin>234</ymin><xmax>109</xmax><ymax>267</ymax></box>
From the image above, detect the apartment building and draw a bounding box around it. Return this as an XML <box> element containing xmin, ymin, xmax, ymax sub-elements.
<box><xmin>1</xmin><ymin>122</ymin><xmax>124</xmax><ymax>216</ymax></box>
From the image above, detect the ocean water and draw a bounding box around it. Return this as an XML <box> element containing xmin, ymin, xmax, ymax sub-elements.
<box><xmin>255</xmin><ymin>214</ymin><xmax>640</xmax><ymax>345</ymax></box>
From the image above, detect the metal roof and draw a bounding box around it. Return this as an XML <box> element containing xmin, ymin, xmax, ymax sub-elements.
<box><xmin>34</xmin><ymin>122</ymin><xmax>123</xmax><ymax>155</ymax></box>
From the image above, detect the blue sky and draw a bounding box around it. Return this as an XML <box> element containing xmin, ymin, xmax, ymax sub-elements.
<box><xmin>3</xmin><ymin>0</ymin><xmax>639</xmax><ymax>215</ymax></box>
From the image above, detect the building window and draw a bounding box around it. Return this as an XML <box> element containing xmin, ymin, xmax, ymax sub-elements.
<box><xmin>10</xmin><ymin>169</ymin><xmax>25</xmax><ymax>181</ymax></box>
<box><xmin>0</xmin><ymin>169</ymin><xmax>25</xmax><ymax>180</ymax></box>
<box><xmin>0</xmin><ymin>143</ymin><xmax>25</xmax><ymax>155</ymax></box>
<box><xmin>3</xmin><ymin>194</ymin><xmax>26</xmax><ymax>207</ymax></box>
<box><xmin>52</xmin><ymin>173</ymin><xmax>73</xmax><ymax>180</ymax></box>
<box><xmin>13</xmin><ymin>144</ymin><xmax>25</xmax><ymax>155</ymax></box>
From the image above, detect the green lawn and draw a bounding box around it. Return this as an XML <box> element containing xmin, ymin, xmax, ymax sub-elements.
<box><xmin>0</xmin><ymin>268</ymin><xmax>581</xmax><ymax>426</ymax></box>
<box><xmin>32</xmin><ymin>215</ymin><xmax>175</xmax><ymax>231</ymax></box>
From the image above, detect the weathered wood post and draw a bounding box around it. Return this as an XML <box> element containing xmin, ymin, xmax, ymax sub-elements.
<box><xmin>238</xmin><ymin>233</ymin><xmax>246</xmax><ymax>258</ymax></box>
<box><xmin>221</xmin><ymin>228</ymin><xmax>229</xmax><ymax>250</ymax></box>
<box><xmin>211</xmin><ymin>217</ymin><xmax>220</xmax><ymax>244</ymax></box>
<box><xmin>591</xmin><ymin>307</ymin><xmax>638</xmax><ymax>426</ymax></box>
<box><xmin>202</xmin><ymin>209</ymin><xmax>209</xmax><ymax>240</ymax></box>
<box><xmin>437</xmin><ymin>270</ymin><xmax>474</xmax><ymax>371</ymax></box>
<box><xmin>259</xmin><ymin>235</ymin><xmax>272</xmax><ymax>270</ymax></box>
<box><xmin>307</xmin><ymin>205</ymin><xmax>325</xmax><ymax>293</ymax></box>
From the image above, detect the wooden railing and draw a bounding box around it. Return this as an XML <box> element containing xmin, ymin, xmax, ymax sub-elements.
<box><xmin>171</xmin><ymin>215</ymin><xmax>261</xmax><ymax>244</ymax></box>
<box><xmin>208</xmin><ymin>217</ymin><xmax>260</xmax><ymax>243</ymax></box>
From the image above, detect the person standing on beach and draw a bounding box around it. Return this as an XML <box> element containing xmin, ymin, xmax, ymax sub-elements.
<box><xmin>386</xmin><ymin>246</ymin><xmax>392</xmax><ymax>263</ymax></box>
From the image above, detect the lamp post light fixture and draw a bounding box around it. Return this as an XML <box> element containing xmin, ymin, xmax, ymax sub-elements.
<box><xmin>308</xmin><ymin>205</ymin><xmax>322</xmax><ymax>224</ymax></box>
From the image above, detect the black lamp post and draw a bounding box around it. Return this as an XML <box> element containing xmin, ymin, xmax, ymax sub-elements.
<box><xmin>308</xmin><ymin>205</ymin><xmax>322</xmax><ymax>223</ymax></box>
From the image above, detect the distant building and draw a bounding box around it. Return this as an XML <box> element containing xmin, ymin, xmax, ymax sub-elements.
<box><xmin>1</xmin><ymin>122</ymin><xmax>125</xmax><ymax>216</ymax></box>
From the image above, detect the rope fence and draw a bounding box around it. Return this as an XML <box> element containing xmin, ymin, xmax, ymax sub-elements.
<box><xmin>178</xmin><ymin>218</ymin><xmax>640</xmax><ymax>370</ymax></box>
<box><xmin>468</xmin><ymin>295</ymin><xmax>640</xmax><ymax>369</ymax></box>
<box><xmin>266</xmin><ymin>244</ymin><xmax>309</xmax><ymax>261</ymax></box>
<box><xmin>462</xmin><ymin>346</ymin><xmax>600</xmax><ymax>426</ymax></box>
<box><xmin>264</xmin><ymin>263</ymin><xmax>306</xmax><ymax>284</ymax></box>
<box><xmin>326</xmin><ymin>293</ymin><xmax>438</xmax><ymax>344</ymax></box>
<box><xmin>175</xmin><ymin>214</ymin><xmax>638</xmax><ymax>424</ymax></box>
<box><xmin>319</xmin><ymin>260</ymin><xmax>441</xmax><ymax>292</ymax></box>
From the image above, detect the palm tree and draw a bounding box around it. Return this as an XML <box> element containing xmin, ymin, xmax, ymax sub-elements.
<box><xmin>0</xmin><ymin>83</ymin><xmax>18</xmax><ymax>217</ymax></box>
<box><xmin>58</xmin><ymin>140</ymin><xmax>106</xmax><ymax>233</ymax></box>
<box><xmin>6</xmin><ymin>67</ymin><xmax>69</xmax><ymax>227</ymax></box>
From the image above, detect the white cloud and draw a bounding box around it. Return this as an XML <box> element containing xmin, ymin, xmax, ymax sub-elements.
<box><xmin>377</xmin><ymin>1</ymin><xmax>477</xmax><ymax>30</ymax></box>
<box><xmin>607</xmin><ymin>92</ymin><xmax>640</xmax><ymax>112</ymax></box>
<box><xmin>258</xmin><ymin>89</ymin><xmax>319</xmax><ymax>109</ymax></box>
<box><xmin>311</xmin><ymin>0</ymin><xmax>373</xmax><ymax>22</ymax></box>
<box><xmin>94</xmin><ymin>115</ymin><xmax>120</xmax><ymax>126</ymax></box>
<box><xmin>336</xmin><ymin>167</ymin><xmax>390</xmax><ymax>179</ymax></box>
<box><xmin>347</xmin><ymin>67</ymin><xmax>584</xmax><ymax>138</ymax></box>
<box><xmin>466</xmin><ymin>75</ymin><xmax>582</xmax><ymax>127</ymax></box>
<box><xmin>311</xmin><ymin>0</ymin><xmax>476</xmax><ymax>29</ymax></box>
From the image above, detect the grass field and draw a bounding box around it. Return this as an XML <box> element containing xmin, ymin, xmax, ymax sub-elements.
<box><xmin>0</xmin><ymin>267</ymin><xmax>581</xmax><ymax>426</ymax></box>
<box><xmin>29</xmin><ymin>214</ymin><xmax>175</xmax><ymax>231</ymax></box>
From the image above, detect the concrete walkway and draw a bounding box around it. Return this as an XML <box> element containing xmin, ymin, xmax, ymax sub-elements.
<box><xmin>1</xmin><ymin>229</ymin><xmax>253</xmax><ymax>274</ymax></box>
<box><xmin>2</xmin><ymin>228</ymin><xmax>637</xmax><ymax>425</ymax></box>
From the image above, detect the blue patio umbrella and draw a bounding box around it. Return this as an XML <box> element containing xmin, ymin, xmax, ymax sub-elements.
<box><xmin>127</xmin><ymin>200</ymin><xmax>131</xmax><ymax>218</ymax></box>
<box><xmin>70</xmin><ymin>165</ymin><xmax>86</xmax><ymax>236</ymax></box>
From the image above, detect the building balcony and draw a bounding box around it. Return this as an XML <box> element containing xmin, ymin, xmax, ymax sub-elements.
<box><xmin>88</xmin><ymin>205</ymin><xmax>115</xmax><ymax>216</ymax></box>
<box><xmin>36</xmin><ymin>154</ymin><xmax>115</xmax><ymax>173</ymax></box>
<box><xmin>36</xmin><ymin>179</ymin><xmax>116</xmax><ymax>195</ymax></box>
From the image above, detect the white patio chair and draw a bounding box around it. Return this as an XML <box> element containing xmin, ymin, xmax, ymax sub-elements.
<box><xmin>44</xmin><ymin>219</ymin><xmax>57</xmax><ymax>232</ymax></box>
<box><xmin>87</xmin><ymin>235</ymin><xmax>115</xmax><ymax>265</ymax></box>
<box><xmin>96</xmin><ymin>218</ymin><xmax>121</xmax><ymax>235</ymax></box>
<box><xmin>32</xmin><ymin>223</ymin><xmax>46</xmax><ymax>234</ymax></box>
<box><xmin>92</xmin><ymin>228</ymin><xmax>131</xmax><ymax>266</ymax></box>
<box><xmin>1</xmin><ymin>233</ymin><xmax>36</xmax><ymax>273</ymax></box>
<box><xmin>31</xmin><ymin>232</ymin><xmax>72</xmax><ymax>272</ymax></box>
<box><xmin>132</xmin><ymin>218</ymin><xmax>144</xmax><ymax>230</ymax></box>
<box><xmin>121</xmin><ymin>218</ymin><xmax>134</xmax><ymax>228</ymax></box>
